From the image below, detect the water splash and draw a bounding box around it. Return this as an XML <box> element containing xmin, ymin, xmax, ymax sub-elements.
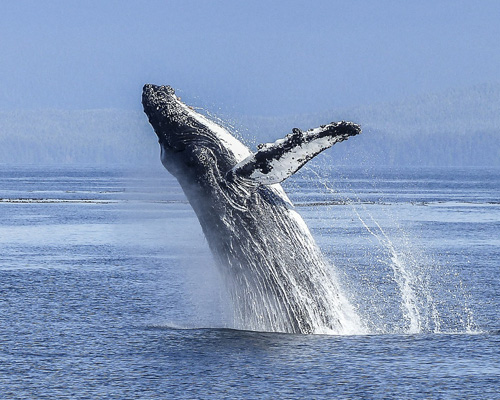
<box><xmin>352</xmin><ymin>205</ymin><xmax>430</xmax><ymax>333</ymax></box>
<box><xmin>304</xmin><ymin>167</ymin><xmax>476</xmax><ymax>335</ymax></box>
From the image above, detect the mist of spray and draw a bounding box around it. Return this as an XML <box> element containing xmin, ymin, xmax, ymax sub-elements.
<box><xmin>305</xmin><ymin>167</ymin><xmax>477</xmax><ymax>334</ymax></box>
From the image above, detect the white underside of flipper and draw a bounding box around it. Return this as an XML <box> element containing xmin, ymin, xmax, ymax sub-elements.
<box><xmin>229</xmin><ymin>121</ymin><xmax>361</xmax><ymax>185</ymax></box>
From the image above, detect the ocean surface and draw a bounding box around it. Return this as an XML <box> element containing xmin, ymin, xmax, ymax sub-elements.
<box><xmin>0</xmin><ymin>164</ymin><xmax>499</xmax><ymax>399</ymax></box>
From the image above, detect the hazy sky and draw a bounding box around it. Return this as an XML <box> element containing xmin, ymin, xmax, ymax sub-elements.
<box><xmin>1</xmin><ymin>0</ymin><xmax>499</xmax><ymax>115</ymax></box>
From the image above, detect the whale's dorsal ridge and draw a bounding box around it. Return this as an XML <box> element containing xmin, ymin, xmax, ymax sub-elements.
<box><xmin>228</xmin><ymin>121</ymin><xmax>361</xmax><ymax>185</ymax></box>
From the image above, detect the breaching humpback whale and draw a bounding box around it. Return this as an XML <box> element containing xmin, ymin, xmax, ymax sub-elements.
<box><xmin>142</xmin><ymin>84</ymin><xmax>362</xmax><ymax>334</ymax></box>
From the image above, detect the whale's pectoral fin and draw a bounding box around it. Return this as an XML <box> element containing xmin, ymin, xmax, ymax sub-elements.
<box><xmin>227</xmin><ymin>121</ymin><xmax>361</xmax><ymax>185</ymax></box>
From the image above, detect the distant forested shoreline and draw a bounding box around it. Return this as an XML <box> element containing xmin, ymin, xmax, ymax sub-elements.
<box><xmin>1</xmin><ymin>84</ymin><xmax>499</xmax><ymax>167</ymax></box>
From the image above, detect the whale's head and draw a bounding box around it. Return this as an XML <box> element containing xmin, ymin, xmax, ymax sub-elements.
<box><xmin>142</xmin><ymin>84</ymin><xmax>193</xmax><ymax>151</ymax></box>
<box><xmin>142</xmin><ymin>84</ymin><xmax>250</xmax><ymax>175</ymax></box>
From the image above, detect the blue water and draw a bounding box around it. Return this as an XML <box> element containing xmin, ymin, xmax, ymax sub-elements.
<box><xmin>0</xmin><ymin>165</ymin><xmax>499</xmax><ymax>399</ymax></box>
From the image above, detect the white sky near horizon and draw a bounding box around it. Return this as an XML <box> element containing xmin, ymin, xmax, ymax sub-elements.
<box><xmin>1</xmin><ymin>0</ymin><xmax>499</xmax><ymax>116</ymax></box>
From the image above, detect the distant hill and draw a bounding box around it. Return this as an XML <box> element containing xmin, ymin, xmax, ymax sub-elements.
<box><xmin>0</xmin><ymin>109</ymin><xmax>155</xmax><ymax>166</ymax></box>
<box><xmin>239</xmin><ymin>83</ymin><xmax>500</xmax><ymax>167</ymax></box>
<box><xmin>0</xmin><ymin>84</ymin><xmax>499</xmax><ymax>167</ymax></box>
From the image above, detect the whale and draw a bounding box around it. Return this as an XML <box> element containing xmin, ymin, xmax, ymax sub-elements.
<box><xmin>142</xmin><ymin>84</ymin><xmax>363</xmax><ymax>334</ymax></box>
